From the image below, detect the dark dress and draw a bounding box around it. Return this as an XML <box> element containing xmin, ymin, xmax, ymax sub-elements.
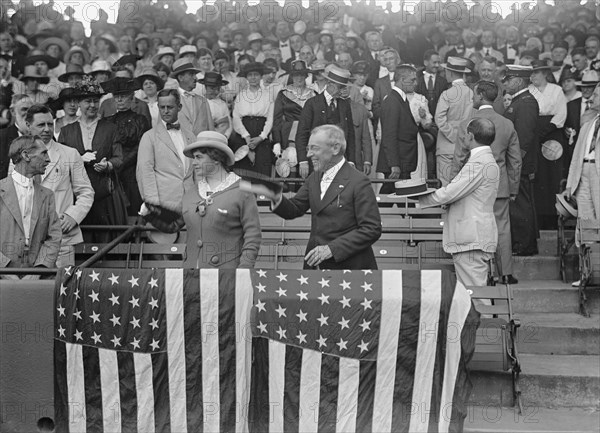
<box><xmin>106</xmin><ymin>109</ymin><xmax>151</xmax><ymax>216</ymax></box>
<box><xmin>58</xmin><ymin>118</ymin><xmax>128</xmax><ymax>242</ymax></box>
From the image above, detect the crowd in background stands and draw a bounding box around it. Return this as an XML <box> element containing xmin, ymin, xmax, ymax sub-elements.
<box><xmin>1</xmin><ymin>0</ymin><xmax>600</xmax><ymax>268</ymax></box>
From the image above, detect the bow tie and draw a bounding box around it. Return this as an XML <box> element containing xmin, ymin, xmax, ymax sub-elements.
<box><xmin>280</xmin><ymin>42</ymin><xmax>288</xmax><ymax>47</ymax></box>
<box><xmin>166</xmin><ymin>123</ymin><xmax>180</xmax><ymax>130</ymax></box>
<box><xmin>184</xmin><ymin>91</ymin><xmax>195</xmax><ymax>97</ymax></box>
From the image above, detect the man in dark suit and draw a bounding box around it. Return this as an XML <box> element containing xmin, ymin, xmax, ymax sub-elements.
<box><xmin>296</xmin><ymin>64</ymin><xmax>355</xmax><ymax>179</ymax></box>
<box><xmin>377</xmin><ymin>65</ymin><xmax>420</xmax><ymax>194</ymax></box>
<box><xmin>244</xmin><ymin>125</ymin><xmax>382</xmax><ymax>270</ymax></box>
<box><xmin>371</xmin><ymin>47</ymin><xmax>399</xmax><ymax>127</ymax></box>
<box><xmin>502</xmin><ymin>65</ymin><xmax>540</xmax><ymax>256</ymax></box>
<box><xmin>452</xmin><ymin>81</ymin><xmax>522</xmax><ymax>284</ymax></box>
<box><xmin>362</xmin><ymin>31</ymin><xmax>384</xmax><ymax>88</ymax></box>
<box><xmin>0</xmin><ymin>94</ymin><xmax>32</xmax><ymax>179</ymax></box>
<box><xmin>415</xmin><ymin>50</ymin><xmax>448</xmax><ymax>116</ymax></box>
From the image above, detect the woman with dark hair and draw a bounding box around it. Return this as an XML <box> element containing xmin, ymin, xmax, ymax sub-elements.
<box><xmin>136</xmin><ymin>67</ymin><xmax>165</xmax><ymax>125</ymax></box>
<box><xmin>145</xmin><ymin>131</ymin><xmax>261</xmax><ymax>269</ymax></box>
<box><xmin>153</xmin><ymin>62</ymin><xmax>179</xmax><ymax>89</ymax></box>
<box><xmin>58</xmin><ymin>78</ymin><xmax>127</xmax><ymax>242</ymax></box>
<box><xmin>230</xmin><ymin>62</ymin><xmax>275</xmax><ymax>176</ymax></box>
<box><xmin>52</xmin><ymin>87</ymin><xmax>80</xmax><ymax>138</ymax></box>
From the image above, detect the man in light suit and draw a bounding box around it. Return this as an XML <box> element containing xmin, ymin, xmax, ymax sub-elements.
<box><xmin>137</xmin><ymin>89</ymin><xmax>195</xmax><ymax>213</ymax></box>
<box><xmin>420</xmin><ymin>118</ymin><xmax>500</xmax><ymax>287</ymax></box>
<box><xmin>451</xmin><ymin>82</ymin><xmax>522</xmax><ymax>285</ymax></box>
<box><xmin>171</xmin><ymin>58</ymin><xmax>214</xmax><ymax>136</ymax></box>
<box><xmin>24</xmin><ymin>105</ymin><xmax>94</xmax><ymax>268</ymax></box>
<box><xmin>435</xmin><ymin>57</ymin><xmax>474</xmax><ymax>186</ymax></box>
<box><xmin>244</xmin><ymin>125</ymin><xmax>382</xmax><ymax>270</ymax></box>
<box><xmin>1</xmin><ymin>136</ymin><xmax>61</xmax><ymax>278</ymax></box>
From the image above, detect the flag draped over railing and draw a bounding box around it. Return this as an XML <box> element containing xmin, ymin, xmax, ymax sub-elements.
<box><xmin>54</xmin><ymin>268</ymin><xmax>479</xmax><ymax>433</ymax></box>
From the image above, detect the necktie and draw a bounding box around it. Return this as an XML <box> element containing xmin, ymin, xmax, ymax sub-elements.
<box><xmin>166</xmin><ymin>123</ymin><xmax>180</xmax><ymax>130</ymax></box>
<box><xmin>486</xmin><ymin>49</ymin><xmax>490</xmax><ymax>56</ymax></box>
<box><xmin>427</xmin><ymin>74</ymin><xmax>434</xmax><ymax>91</ymax></box>
<box><xmin>586</xmin><ymin>99</ymin><xmax>592</xmax><ymax>112</ymax></box>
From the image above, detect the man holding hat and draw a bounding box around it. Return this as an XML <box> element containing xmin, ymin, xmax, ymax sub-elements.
<box><xmin>502</xmin><ymin>64</ymin><xmax>541</xmax><ymax>256</ymax></box>
<box><xmin>171</xmin><ymin>58</ymin><xmax>214</xmax><ymax>136</ymax></box>
<box><xmin>296</xmin><ymin>64</ymin><xmax>355</xmax><ymax>178</ymax></box>
<box><xmin>435</xmin><ymin>56</ymin><xmax>474</xmax><ymax>186</ymax></box>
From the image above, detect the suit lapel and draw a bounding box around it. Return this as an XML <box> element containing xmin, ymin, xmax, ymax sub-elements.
<box><xmin>0</xmin><ymin>178</ymin><xmax>25</xmax><ymax>234</ymax></box>
<box><xmin>42</xmin><ymin>141</ymin><xmax>61</xmax><ymax>182</ymax></box>
<box><xmin>29</xmin><ymin>183</ymin><xmax>43</xmax><ymax>240</ymax></box>
<box><xmin>315</xmin><ymin>162</ymin><xmax>350</xmax><ymax>214</ymax></box>
<box><xmin>157</xmin><ymin>122</ymin><xmax>183</xmax><ymax>162</ymax></box>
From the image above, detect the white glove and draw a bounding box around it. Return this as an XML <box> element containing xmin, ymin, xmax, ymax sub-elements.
<box><xmin>273</xmin><ymin>143</ymin><xmax>282</xmax><ymax>157</ymax></box>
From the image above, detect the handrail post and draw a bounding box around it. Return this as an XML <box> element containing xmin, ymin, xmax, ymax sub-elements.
<box><xmin>78</xmin><ymin>225</ymin><xmax>140</xmax><ymax>269</ymax></box>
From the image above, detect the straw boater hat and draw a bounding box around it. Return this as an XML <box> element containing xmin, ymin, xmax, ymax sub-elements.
<box><xmin>197</xmin><ymin>71</ymin><xmax>229</xmax><ymax>87</ymax></box>
<box><xmin>134</xmin><ymin>33</ymin><xmax>150</xmax><ymax>45</ymax></box>
<box><xmin>555</xmin><ymin>193</ymin><xmax>578</xmax><ymax>219</ymax></box>
<box><xmin>22</xmin><ymin>65</ymin><xmax>50</xmax><ymax>84</ymax></box>
<box><xmin>38</xmin><ymin>37</ymin><xmax>70</xmax><ymax>55</ymax></box>
<box><xmin>136</xmin><ymin>68</ymin><xmax>165</xmax><ymax>90</ymax></box>
<box><xmin>64</xmin><ymin>46</ymin><xmax>90</xmax><ymax>65</ymax></box>
<box><xmin>247</xmin><ymin>33</ymin><xmax>263</xmax><ymax>46</ymax></box>
<box><xmin>152</xmin><ymin>46</ymin><xmax>176</xmax><ymax>64</ymax></box>
<box><xmin>170</xmin><ymin>58</ymin><xmax>201</xmax><ymax>78</ymax></box>
<box><xmin>178</xmin><ymin>45</ymin><xmax>198</xmax><ymax>58</ymax></box>
<box><xmin>390</xmin><ymin>178</ymin><xmax>437</xmax><ymax>199</ymax></box>
<box><xmin>322</xmin><ymin>64</ymin><xmax>352</xmax><ymax>85</ymax></box>
<box><xmin>442</xmin><ymin>56</ymin><xmax>472</xmax><ymax>74</ymax></box>
<box><xmin>575</xmin><ymin>70</ymin><xmax>600</xmax><ymax>87</ymax></box>
<box><xmin>97</xmin><ymin>34</ymin><xmax>118</xmax><ymax>52</ymax></box>
<box><xmin>58</xmin><ymin>63</ymin><xmax>86</xmax><ymax>82</ymax></box>
<box><xmin>89</xmin><ymin>60</ymin><xmax>113</xmax><ymax>76</ymax></box>
<box><xmin>183</xmin><ymin>131</ymin><xmax>235</xmax><ymax>166</ymax></box>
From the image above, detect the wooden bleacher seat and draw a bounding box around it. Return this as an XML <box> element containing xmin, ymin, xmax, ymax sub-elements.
<box><xmin>577</xmin><ymin>218</ymin><xmax>600</xmax><ymax>316</ymax></box>
<box><xmin>558</xmin><ymin>215</ymin><xmax>577</xmax><ymax>283</ymax></box>
<box><xmin>75</xmin><ymin>242</ymin><xmax>186</xmax><ymax>268</ymax></box>
<box><xmin>469</xmin><ymin>283</ymin><xmax>522</xmax><ymax>412</ymax></box>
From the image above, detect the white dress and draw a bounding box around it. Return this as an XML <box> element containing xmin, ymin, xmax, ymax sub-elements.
<box><xmin>528</xmin><ymin>82</ymin><xmax>567</xmax><ymax>128</ymax></box>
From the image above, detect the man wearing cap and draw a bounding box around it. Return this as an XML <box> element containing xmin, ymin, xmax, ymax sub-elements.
<box><xmin>420</xmin><ymin>118</ymin><xmax>500</xmax><ymax>288</ymax></box>
<box><xmin>171</xmin><ymin>58</ymin><xmax>214</xmax><ymax>136</ymax></box>
<box><xmin>503</xmin><ymin>64</ymin><xmax>541</xmax><ymax>256</ymax></box>
<box><xmin>137</xmin><ymin>88</ymin><xmax>196</xmax><ymax>213</ymax></box>
<box><xmin>378</xmin><ymin>64</ymin><xmax>421</xmax><ymax>193</ymax></box>
<box><xmin>435</xmin><ymin>57</ymin><xmax>474</xmax><ymax>186</ymax></box>
<box><xmin>452</xmin><ymin>81</ymin><xmax>522</xmax><ymax>285</ymax></box>
<box><xmin>296</xmin><ymin>64</ymin><xmax>355</xmax><ymax>178</ymax></box>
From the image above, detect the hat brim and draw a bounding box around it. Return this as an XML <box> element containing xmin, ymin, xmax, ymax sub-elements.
<box><xmin>26</xmin><ymin>54</ymin><xmax>59</xmax><ymax>70</ymax></box>
<box><xmin>58</xmin><ymin>71</ymin><xmax>86</xmax><ymax>83</ymax></box>
<box><xmin>171</xmin><ymin>67</ymin><xmax>201</xmax><ymax>78</ymax></box>
<box><xmin>22</xmin><ymin>75</ymin><xmax>50</xmax><ymax>84</ymax></box>
<box><xmin>556</xmin><ymin>194</ymin><xmax>578</xmax><ymax>218</ymax></box>
<box><xmin>442</xmin><ymin>64</ymin><xmax>471</xmax><ymax>74</ymax></box>
<box><xmin>152</xmin><ymin>52</ymin><xmax>175</xmax><ymax>64</ymax></box>
<box><xmin>324</xmin><ymin>74</ymin><xmax>351</xmax><ymax>85</ymax></box>
<box><xmin>183</xmin><ymin>140</ymin><xmax>235</xmax><ymax>166</ymax></box>
<box><xmin>234</xmin><ymin>169</ymin><xmax>285</xmax><ymax>195</ymax></box>
<box><xmin>387</xmin><ymin>188</ymin><xmax>437</xmax><ymax>199</ymax></box>
<box><xmin>575</xmin><ymin>81</ymin><xmax>600</xmax><ymax>87</ymax></box>
<box><xmin>238</xmin><ymin>67</ymin><xmax>266</xmax><ymax>78</ymax></box>
<box><xmin>136</xmin><ymin>75</ymin><xmax>165</xmax><ymax>90</ymax></box>
<box><xmin>39</xmin><ymin>37</ymin><xmax>70</xmax><ymax>54</ymax></box>
<box><xmin>64</xmin><ymin>49</ymin><xmax>91</xmax><ymax>65</ymax></box>
<box><xmin>197</xmin><ymin>78</ymin><xmax>229</xmax><ymax>86</ymax></box>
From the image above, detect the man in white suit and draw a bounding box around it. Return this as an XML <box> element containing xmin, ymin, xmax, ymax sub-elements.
<box><xmin>419</xmin><ymin>117</ymin><xmax>500</xmax><ymax>287</ymax></box>
<box><xmin>137</xmin><ymin>89</ymin><xmax>196</xmax><ymax>213</ymax></box>
<box><xmin>25</xmin><ymin>105</ymin><xmax>94</xmax><ymax>268</ymax></box>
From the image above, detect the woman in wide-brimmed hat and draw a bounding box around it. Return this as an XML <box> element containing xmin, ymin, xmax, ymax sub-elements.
<box><xmin>199</xmin><ymin>71</ymin><xmax>233</xmax><ymax>137</ymax></box>
<box><xmin>52</xmin><ymin>87</ymin><xmax>80</xmax><ymax>138</ymax></box>
<box><xmin>17</xmin><ymin>65</ymin><xmax>52</xmax><ymax>104</ymax></box>
<box><xmin>64</xmin><ymin>46</ymin><xmax>91</xmax><ymax>73</ymax></box>
<box><xmin>135</xmin><ymin>67</ymin><xmax>165</xmax><ymax>125</ymax></box>
<box><xmin>94</xmin><ymin>33</ymin><xmax>120</xmax><ymax>65</ymax></box>
<box><xmin>231</xmin><ymin>62</ymin><xmax>275</xmax><ymax>176</ymax></box>
<box><xmin>272</xmin><ymin>60</ymin><xmax>317</xmax><ymax>177</ymax></box>
<box><xmin>58</xmin><ymin>77</ymin><xmax>128</xmax><ymax>242</ymax></box>
<box><xmin>143</xmin><ymin>131</ymin><xmax>262</xmax><ymax>269</ymax></box>
<box><xmin>560</xmin><ymin>65</ymin><xmax>582</xmax><ymax>102</ymax></box>
<box><xmin>529</xmin><ymin>58</ymin><xmax>569</xmax><ymax>229</ymax></box>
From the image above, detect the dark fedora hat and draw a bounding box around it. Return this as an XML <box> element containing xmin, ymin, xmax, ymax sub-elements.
<box><xmin>197</xmin><ymin>71</ymin><xmax>229</xmax><ymax>87</ymax></box>
<box><xmin>58</xmin><ymin>63</ymin><xmax>86</xmax><ymax>82</ymax></box>
<box><xmin>284</xmin><ymin>60</ymin><xmax>315</xmax><ymax>76</ymax></box>
<box><xmin>101</xmin><ymin>77</ymin><xmax>140</xmax><ymax>95</ymax></box>
<box><xmin>113</xmin><ymin>54</ymin><xmax>139</xmax><ymax>68</ymax></box>
<box><xmin>238</xmin><ymin>62</ymin><xmax>267</xmax><ymax>78</ymax></box>
<box><xmin>22</xmin><ymin>65</ymin><xmax>50</xmax><ymax>84</ymax></box>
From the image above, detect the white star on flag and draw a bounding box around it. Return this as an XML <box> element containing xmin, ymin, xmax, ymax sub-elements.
<box><xmin>343</xmin><ymin>270</ymin><xmax>352</xmax><ymax>274</ymax></box>
<box><xmin>129</xmin><ymin>296</ymin><xmax>140</xmax><ymax>308</ymax></box>
<box><xmin>317</xmin><ymin>335</ymin><xmax>327</xmax><ymax>348</ymax></box>
<box><xmin>150</xmin><ymin>339</ymin><xmax>160</xmax><ymax>350</ymax></box>
<box><xmin>276</xmin><ymin>326</ymin><xmax>287</xmax><ymax>339</ymax></box>
<box><xmin>297</xmin><ymin>331</ymin><xmax>307</xmax><ymax>344</ymax></box>
<box><xmin>110</xmin><ymin>314</ymin><xmax>121</xmax><ymax>327</ymax></box>
<box><xmin>338</xmin><ymin>317</ymin><xmax>350</xmax><ymax>330</ymax></box>
<box><xmin>89</xmin><ymin>270</ymin><xmax>100</xmax><ymax>282</ymax></box>
<box><xmin>275</xmin><ymin>287</ymin><xmax>287</xmax><ymax>297</ymax></box>
<box><xmin>57</xmin><ymin>305</ymin><xmax>65</xmax><ymax>317</ymax></box>
<box><xmin>75</xmin><ymin>269</ymin><xmax>82</xmax><ymax>279</ymax></box>
<box><xmin>73</xmin><ymin>289</ymin><xmax>80</xmax><ymax>300</ymax></box>
<box><xmin>111</xmin><ymin>335</ymin><xmax>121</xmax><ymax>347</ymax></box>
<box><xmin>362</xmin><ymin>270</ymin><xmax>373</xmax><ymax>274</ymax></box>
<box><xmin>361</xmin><ymin>298</ymin><xmax>373</xmax><ymax>310</ymax></box>
<box><xmin>340</xmin><ymin>280</ymin><xmax>351</xmax><ymax>290</ymax></box>
<box><xmin>149</xmin><ymin>297</ymin><xmax>158</xmax><ymax>309</ymax></box>
<box><xmin>296</xmin><ymin>309</ymin><xmax>307</xmax><ymax>322</ymax></box>
<box><xmin>255</xmin><ymin>300</ymin><xmax>266</xmax><ymax>312</ymax></box>
<box><xmin>64</xmin><ymin>266</ymin><xmax>72</xmax><ymax>276</ymax></box>
<box><xmin>358</xmin><ymin>340</ymin><xmax>369</xmax><ymax>352</ymax></box>
<box><xmin>257</xmin><ymin>269</ymin><xmax>267</xmax><ymax>277</ymax></box>
<box><xmin>297</xmin><ymin>275</ymin><xmax>308</xmax><ymax>285</ymax></box>
<box><xmin>131</xmin><ymin>337</ymin><xmax>140</xmax><ymax>349</ymax></box>
<box><xmin>108</xmin><ymin>273</ymin><xmax>119</xmax><ymax>285</ymax></box>
<box><xmin>90</xmin><ymin>311</ymin><xmax>100</xmax><ymax>323</ymax></box>
<box><xmin>318</xmin><ymin>293</ymin><xmax>330</xmax><ymax>305</ymax></box>
<box><xmin>130</xmin><ymin>317</ymin><xmax>140</xmax><ymax>329</ymax></box>
<box><xmin>256</xmin><ymin>283</ymin><xmax>266</xmax><ymax>293</ymax></box>
<box><xmin>361</xmin><ymin>282</ymin><xmax>373</xmax><ymax>292</ymax></box>
<box><xmin>340</xmin><ymin>296</ymin><xmax>351</xmax><ymax>308</ymax></box>
<box><xmin>148</xmin><ymin>277</ymin><xmax>158</xmax><ymax>288</ymax></box>
<box><xmin>317</xmin><ymin>313</ymin><xmax>329</xmax><ymax>326</ymax></box>
<box><xmin>275</xmin><ymin>304</ymin><xmax>287</xmax><ymax>318</ymax></box>
<box><xmin>276</xmin><ymin>272</ymin><xmax>288</xmax><ymax>282</ymax></box>
<box><xmin>128</xmin><ymin>276</ymin><xmax>139</xmax><ymax>287</ymax></box>
<box><xmin>88</xmin><ymin>290</ymin><xmax>99</xmax><ymax>302</ymax></box>
<box><xmin>150</xmin><ymin>318</ymin><xmax>159</xmax><ymax>330</ymax></box>
<box><xmin>257</xmin><ymin>322</ymin><xmax>268</xmax><ymax>333</ymax></box>
<box><xmin>297</xmin><ymin>290</ymin><xmax>308</xmax><ymax>301</ymax></box>
<box><xmin>337</xmin><ymin>338</ymin><xmax>348</xmax><ymax>351</ymax></box>
<box><xmin>318</xmin><ymin>278</ymin><xmax>330</xmax><ymax>288</ymax></box>
<box><xmin>74</xmin><ymin>330</ymin><xmax>83</xmax><ymax>341</ymax></box>
<box><xmin>91</xmin><ymin>332</ymin><xmax>101</xmax><ymax>344</ymax></box>
<box><xmin>73</xmin><ymin>309</ymin><xmax>82</xmax><ymax>320</ymax></box>
<box><xmin>58</xmin><ymin>325</ymin><xmax>65</xmax><ymax>337</ymax></box>
<box><xmin>359</xmin><ymin>319</ymin><xmax>371</xmax><ymax>332</ymax></box>
<box><xmin>59</xmin><ymin>284</ymin><xmax>67</xmax><ymax>296</ymax></box>
<box><xmin>109</xmin><ymin>293</ymin><xmax>120</xmax><ymax>306</ymax></box>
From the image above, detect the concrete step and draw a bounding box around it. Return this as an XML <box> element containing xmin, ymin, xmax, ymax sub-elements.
<box><xmin>537</xmin><ymin>230</ymin><xmax>559</xmax><ymax>257</ymax></box>
<box><xmin>470</xmin><ymin>354</ymin><xmax>600</xmax><ymax>408</ymax></box>
<box><xmin>511</xmin><ymin>280</ymin><xmax>600</xmax><ymax>314</ymax></box>
<box><xmin>512</xmin><ymin>256</ymin><xmax>561</xmax><ymax>281</ymax></box>
<box><xmin>464</xmin><ymin>406</ymin><xmax>600</xmax><ymax>433</ymax></box>
<box><xmin>514</xmin><ymin>313</ymin><xmax>600</xmax><ymax>355</ymax></box>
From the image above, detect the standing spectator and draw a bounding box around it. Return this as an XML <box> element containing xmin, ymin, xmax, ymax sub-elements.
<box><xmin>585</xmin><ymin>36</ymin><xmax>600</xmax><ymax>62</ymax></box>
<box><xmin>94</xmin><ymin>34</ymin><xmax>119</xmax><ymax>65</ymax></box>
<box><xmin>1</xmin><ymin>135</ymin><xmax>60</xmax><ymax>277</ymax></box>
<box><xmin>452</xmin><ymin>81</ymin><xmax>522</xmax><ymax>285</ymax></box>
<box><xmin>571</xmin><ymin>48</ymin><xmax>588</xmax><ymax>74</ymax></box>
<box><xmin>58</xmin><ymin>79</ymin><xmax>127</xmax><ymax>242</ymax></box>
<box><xmin>245</xmin><ymin>33</ymin><xmax>265</xmax><ymax>63</ymax></box>
<box><xmin>378</xmin><ymin>64</ymin><xmax>420</xmax><ymax>193</ymax></box>
<box><xmin>152</xmin><ymin>47</ymin><xmax>176</xmax><ymax>69</ymax></box>
<box><xmin>0</xmin><ymin>94</ymin><xmax>32</xmax><ymax>179</ymax></box>
<box><xmin>231</xmin><ymin>62</ymin><xmax>275</xmax><ymax>176</ymax></box>
<box><xmin>137</xmin><ymin>88</ymin><xmax>196</xmax><ymax>214</ymax></box>
<box><xmin>171</xmin><ymin>58</ymin><xmax>214</xmax><ymax>136</ymax></box>
<box><xmin>371</xmin><ymin>48</ymin><xmax>400</xmax><ymax>128</ymax></box>
<box><xmin>0</xmin><ymin>30</ymin><xmax>26</xmax><ymax>78</ymax></box>
<box><xmin>479</xmin><ymin>30</ymin><xmax>504</xmax><ymax>62</ymax></box>
<box><xmin>135</xmin><ymin>68</ymin><xmax>165</xmax><ymax>126</ymax></box>
<box><xmin>63</xmin><ymin>46</ymin><xmax>91</xmax><ymax>74</ymax></box>
<box><xmin>200</xmin><ymin>72</ymin><xmax>232</xmax><ymax>138</ymax></box>
<box><xmin>296</xmin><ymin>64</ymin><xmax>355</xmax><ymax>178</ymax></box>
<box><xmin>502</xmin><ymin>65</ymin><xmax>540</xmax><ymax>256</ymax></box>
<box><xmin>435</xmin><ymin>57</ymin><xmax>474</xmax><ymax>186</ymax></box>
<box><xmin>419</xmin><ymin>118</ymin><xmax>500</xmax><ymax>288</ymax></box>
<box><xmin>499</xmin><ymin>26</ymin><xmax>521</xmax><ymax>65</ymax></box>
<box><xmin>16</xmin><ymin>65</ymin><xmax>51</xmax><ymax>105</ymax></box>
<box><xmin>363</xmin><ymin>31</ymin><xmax>384</xmax><ymax>87</ymax></box>
<box><xmin>416</xmin><ymin>50</ymin><xmax>448</xmax><ymax>117</ymax></box>
<box><xmin>52</xmin><ymin>88</ymin><xmax>80</xmax><ymax>138</ymax></box>
<box><xmin>23</xmin><ymin>105</ymin><xmax>94</xmax><ymax>268</ymax></box>
<box><xmin>275</xmin><ymin>22</ymin><xmax>293</xmax><ymax>63</ymax></box>
<box><xmin>98</xmin><ymin>68</ymin><xmax>152</xmax><ymax>124</ymax></box>
<box><xmin>476</xmin><ymin>56</ymin><xmax>505</xmax><ymax>113</ymax></box>
<box><xmin>340</xmin><ymin>84</ymin><xmax>373</xmax><ymax>175</ymax></box>
<box><xmin>102</xmin><ymin>77</ymin><xmax>151</xmax><ymax>217</ymax></box>
<box><xmin>134</xmin><ymin>33</ymin><xmax>153</xmax><ymax>75</ymax></box>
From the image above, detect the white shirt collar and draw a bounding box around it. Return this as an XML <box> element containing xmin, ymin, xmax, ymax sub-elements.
<box><xmin>512</xmin><ymin>88</ymin><xmax>529</xmax><ymax>98</ymax></box>
<box><xmin>478</xmin><ymin>105</ymin><xmax>493</xmax><ymax>110</ymax></box>
<box><xmin>161</xmin><ymin>118</ymin><xmax>181</xmax><ymax>130</ymax></box>
<box><xmin>452</xmin><ymin>78</ymin><xmax>465</xmax><ymax>85</ymax></box>
<box><xmin>11</xmin><ymin>169</ymin><xmax>33</xmax><ymax>188</ymax></box>
<box><xmin>391</xmin><ymin>85</ymin><xmax>407</xmax><ymax>101</ymax></box>
<box><xmin>321</xmin><ymin>157</ymin><xmax>345</xmax><ymax>183</ymax></box>
<box><xmin>324</xmin><ymin>89</ymin><xmax>335</xmax><ymax>105</ymax></box>
<box><xmin>470</xmin><ymin>146</ymin><xmax>489</xmax><ymax>156</ymax></box>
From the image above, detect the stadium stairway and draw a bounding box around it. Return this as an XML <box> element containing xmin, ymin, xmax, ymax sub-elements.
<box><xmin>466</xmin><ymin>229</ymin><xmax>600</xmax><ymax>432</ymax></box>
